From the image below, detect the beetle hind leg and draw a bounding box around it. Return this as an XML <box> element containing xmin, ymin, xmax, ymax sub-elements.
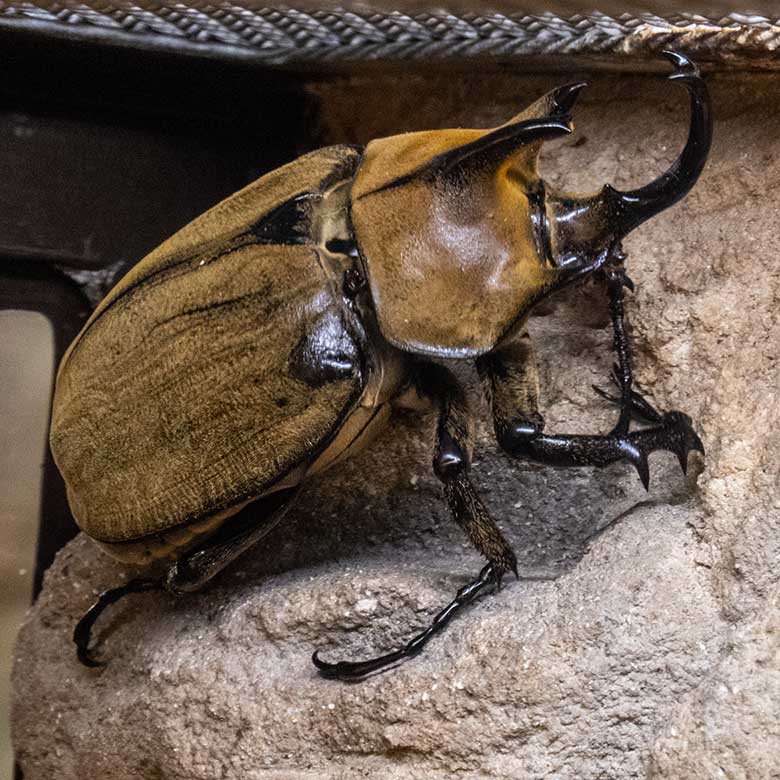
<box><xmin>163</xmin><ymin>488</ymin><xmax>296</xmax><ymax>594</ymax></box>
<box><xmin>74</xmin><ymin>488</ymin><xmax>296</xmax><ymax>667</ymax></box>
<box><xmin>74</xmin><ymin>578</ymin><xmax>162</xmax><ymax>667</ymax></box>
<box><xmin>313</xmin><ymin>364</ymin><xmax>516</xmax><ymax>680</ymax></box>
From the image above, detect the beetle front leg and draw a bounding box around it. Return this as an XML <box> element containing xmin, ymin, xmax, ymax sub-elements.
<box><xmin>479</xmin><ymin>333</ymin><xmax>704</xmax><ymax>490</ymax></box>
<box><xmin>313</xmin><ymin>363</ymin><xmax>517</xmax><ymax>680</ymax></box>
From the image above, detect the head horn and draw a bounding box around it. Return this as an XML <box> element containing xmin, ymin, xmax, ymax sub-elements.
<box><xmin>607</xmin><ymin>51</ymin><xmax>712</xmax><ymax>236</ymax></box>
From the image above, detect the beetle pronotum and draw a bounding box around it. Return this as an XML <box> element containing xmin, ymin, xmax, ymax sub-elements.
<box><xmin>51</xmin><ymin>52</ymin><xmax>711</xmax><ymax>678</ymax></box>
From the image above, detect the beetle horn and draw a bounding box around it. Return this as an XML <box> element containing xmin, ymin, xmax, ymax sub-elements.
<box><xmin>436</xmin><ymin>81</ymin><xmax>586</xmax><ymax>173</ymax></box>
<box><xmin>362</xmin><ymin>115</ymin><xmax>576</xmax><ymax>198</ymax></box>
<box><xmin>605</xmin><ymin>51</ymin><xmax>712</xmax><ymax>236</ymax></box>
<box><xmin>550</xmin><ymin>82</ymin><xmax>588</xmax><ymax>115</ymax></box>
<box><xmin>435</xmin><ymin>116</ymin><xmax>574</xmax><ymax>176</ymax></box>
<box><xmin>355</xmin><ymin>83</ymin><xmax>586</xmax><ymax>200</ymax></box>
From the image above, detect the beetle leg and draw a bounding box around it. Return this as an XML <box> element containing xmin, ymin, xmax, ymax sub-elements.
<box><xmin>479</xmin><ymin>334</ymin><xmax>704</xmax><ymax>490</ymax></box>
<box><xmin>74</xmin><ymin>489</ymin><xmax>295</xmax><ymax>667</ymax></box>
<box><xmin>604</xmin><ymin>262</ymin><xmax>633</xmax><ymax>436</ymax></box>
<box><xmin>312</xmin><ymin>364</ymin><xmax>517</xmax><ymax>680</ymax></box>
<box><xmin>313</xmin><ymin>563</ymin><xmax>497</xmax><ymax>679</ymax></box>
<box><xmin>164</xmin><ymin>488</ymin><xmax>296</xmax><ymax>594</ymax></box>
<box><xmin>426</xmin><ymin>363</ymin><xmax>518</xmax><ymax>578</ymax></box>
<box><xmin>74</xmin><ymin>578</ymin><xmax>162</xmax><ymax>667</ymax></box>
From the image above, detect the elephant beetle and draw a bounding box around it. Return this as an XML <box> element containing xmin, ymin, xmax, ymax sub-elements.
<box><xmin>50</xmin><ymin>52</ymin><xmax>711</xmax><ymax>679</ymax></box>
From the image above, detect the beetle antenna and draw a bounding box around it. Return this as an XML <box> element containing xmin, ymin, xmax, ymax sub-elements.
<box><xmin>74</xmin><ymin>577</ymin><xmax>163</xmax><ymax>667</ymax></box>
<box><xmin>312</xmin><ymin>563</ymin><xmax>498</xmax><ymax>679</ymax></box>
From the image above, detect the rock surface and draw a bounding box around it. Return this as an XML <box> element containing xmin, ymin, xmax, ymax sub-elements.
<box><xmin>649</xmin><ymin>584</ymin><xmax>780</xmax><ymax>780</ymax></box>
<box><xmin>12</xmin><ymin>71</ymin><xmax>780</xmax><ymax>778</ymax></box>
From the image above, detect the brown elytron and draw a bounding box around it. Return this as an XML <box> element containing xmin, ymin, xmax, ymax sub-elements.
<box><xmin>52</xmin><ymin>147</ymin><xmax>376</xmax><ymax>562</ymax></box>
<box><xmin>52</xmin><ymin>53</ymin><xmax>711</xmax><ymax>678</ymax></box>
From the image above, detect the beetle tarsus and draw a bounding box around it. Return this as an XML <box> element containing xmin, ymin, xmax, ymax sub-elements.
<box><xmin>593</xmin><ymin>370</ymin><xmax>664</xmax><ymax>426</ymax></box>
<box><xmin>76</xmin><ymin>641</ymin><xmax>104</xmax><ymax>669</ymax></box>
<box><xmin>73</xmin><ymin>577</ymin><xmax>162</xmax><ymax>668</ymax></box>
<box><xmin>592</xmin><ymin>373</ymin><xmax>703</xmax><ymax>482</ymax></box>
<box><xmin>312</xmin><ymin>563</ymin><xmax>498</xmax><ymax>680</ymax></box>
<box><xmin>604</xmin><ymin>264</ymin><xmax>634</xmax><ymax>436</ymax></box>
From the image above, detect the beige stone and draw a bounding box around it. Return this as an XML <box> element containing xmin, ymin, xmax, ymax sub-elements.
<box><xmin>649</xmin><ymin>585</ymin><xmax>780</xmax><ymax>780</ymax></box>
<box><xmin>12</xmin><ymin>70</ymin><xmax>780</xmax><ymax>778</ymax></box>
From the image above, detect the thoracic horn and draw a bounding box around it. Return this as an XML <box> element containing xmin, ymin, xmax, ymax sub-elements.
<box><xmin>362</xmin><ymin>116</ymin><xmax>575</xmax><ymax>198</ymax></box>
<box><xmin>606</xmin><ymin>50</ymin><xmax>712</xmax><ymax>236</ymax></box>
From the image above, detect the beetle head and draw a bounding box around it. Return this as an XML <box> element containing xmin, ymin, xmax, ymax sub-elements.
<box><xmin>350</xmin><ymin>52</ymin><xmax>711</xmax><ymax>357</ymax></box>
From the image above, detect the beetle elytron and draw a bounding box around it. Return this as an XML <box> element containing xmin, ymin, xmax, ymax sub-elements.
<box><xmin>51</xmin><ymin>52</ymin><xmax>711</xmax><ymax>678</ymax></box>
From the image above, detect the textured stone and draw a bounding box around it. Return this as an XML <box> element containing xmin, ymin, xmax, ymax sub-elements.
<box><xmin>12</xmin><ymin>71</ymin><xmax>780</xmax><ymax>778</ymax></box>
<box><xmin>649</xmin><ymin>585</ymin><xmax>780</xmax><ymax>780</ymax></box>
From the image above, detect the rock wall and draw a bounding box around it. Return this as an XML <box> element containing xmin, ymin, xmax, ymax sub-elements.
<box><xmin>12</xmin><ymin>70</ymin><xmax>780</xmax><ymax>779</ymax></box>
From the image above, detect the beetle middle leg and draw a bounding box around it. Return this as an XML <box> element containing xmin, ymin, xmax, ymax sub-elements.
<box><xmin>74</xmin><ymin>489</ymin><xmax>295</xmax><ymax>667</ymax></box>
<box><xmin>478</xmin><ymin>325</ymin><xmax>704</xmax><ymax>489</ymax></box>
<box><xmin>313</xmin><ymin>363</ymin><xmax>518</xmax><ymax>679</ymax></box>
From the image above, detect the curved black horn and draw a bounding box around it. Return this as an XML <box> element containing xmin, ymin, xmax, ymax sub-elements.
<box><xmin>610</xmin><ymin>51</ymin><xmax>712</xmax><ymax>235</ymax></box>
<box><xmin>360</xmin><ymin>116</ymin><xmax>574</xmax><ymax>198</ymax></box>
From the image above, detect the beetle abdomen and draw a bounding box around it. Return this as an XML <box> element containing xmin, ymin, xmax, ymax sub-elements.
<box><xmin>51</xmin><ymin>146</ymin><xmax>366</xmax><ymax>548</ymax></box>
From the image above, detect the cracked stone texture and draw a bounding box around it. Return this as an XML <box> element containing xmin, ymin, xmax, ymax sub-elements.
<box><xmin>12</xmin><ymin>71</ymin><xmax>780</xmax><ymax>779</ymax></box>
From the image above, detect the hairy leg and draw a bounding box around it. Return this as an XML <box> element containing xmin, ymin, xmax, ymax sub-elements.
<box><xmin>313</xmin><ymin>363</ymin><xmax>517</xmax><ymax>679</ymax></box>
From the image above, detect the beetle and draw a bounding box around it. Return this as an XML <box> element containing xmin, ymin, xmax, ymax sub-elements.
<box><xmin>51</xmin><ymin>51</ymin><xmax>711</xmax><ymax>679</ymax></box>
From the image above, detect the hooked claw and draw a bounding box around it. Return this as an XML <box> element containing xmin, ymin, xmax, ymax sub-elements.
<box><xmin>658</xmin><ymin>410</ymin><xmax>705</xmax><ymax>476</ymax></box>
<box><xmin>73</xmin><ymin>578</ymin><xmax>163</xmax><ymax>669</ymax></box>
<box><xmin>663</xmin><ymin>50</ymin><xmax>700</xmax><ymax>79</ymax></box>
<box><xmin>626</xmin><ymin>412</ymin><xmax>703</xmax><ymax>489</ymax></box>
<box><xmin>593</xmin><ymin>376</ymin><xmax>704</xmax><ymax>488</ymax></box>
